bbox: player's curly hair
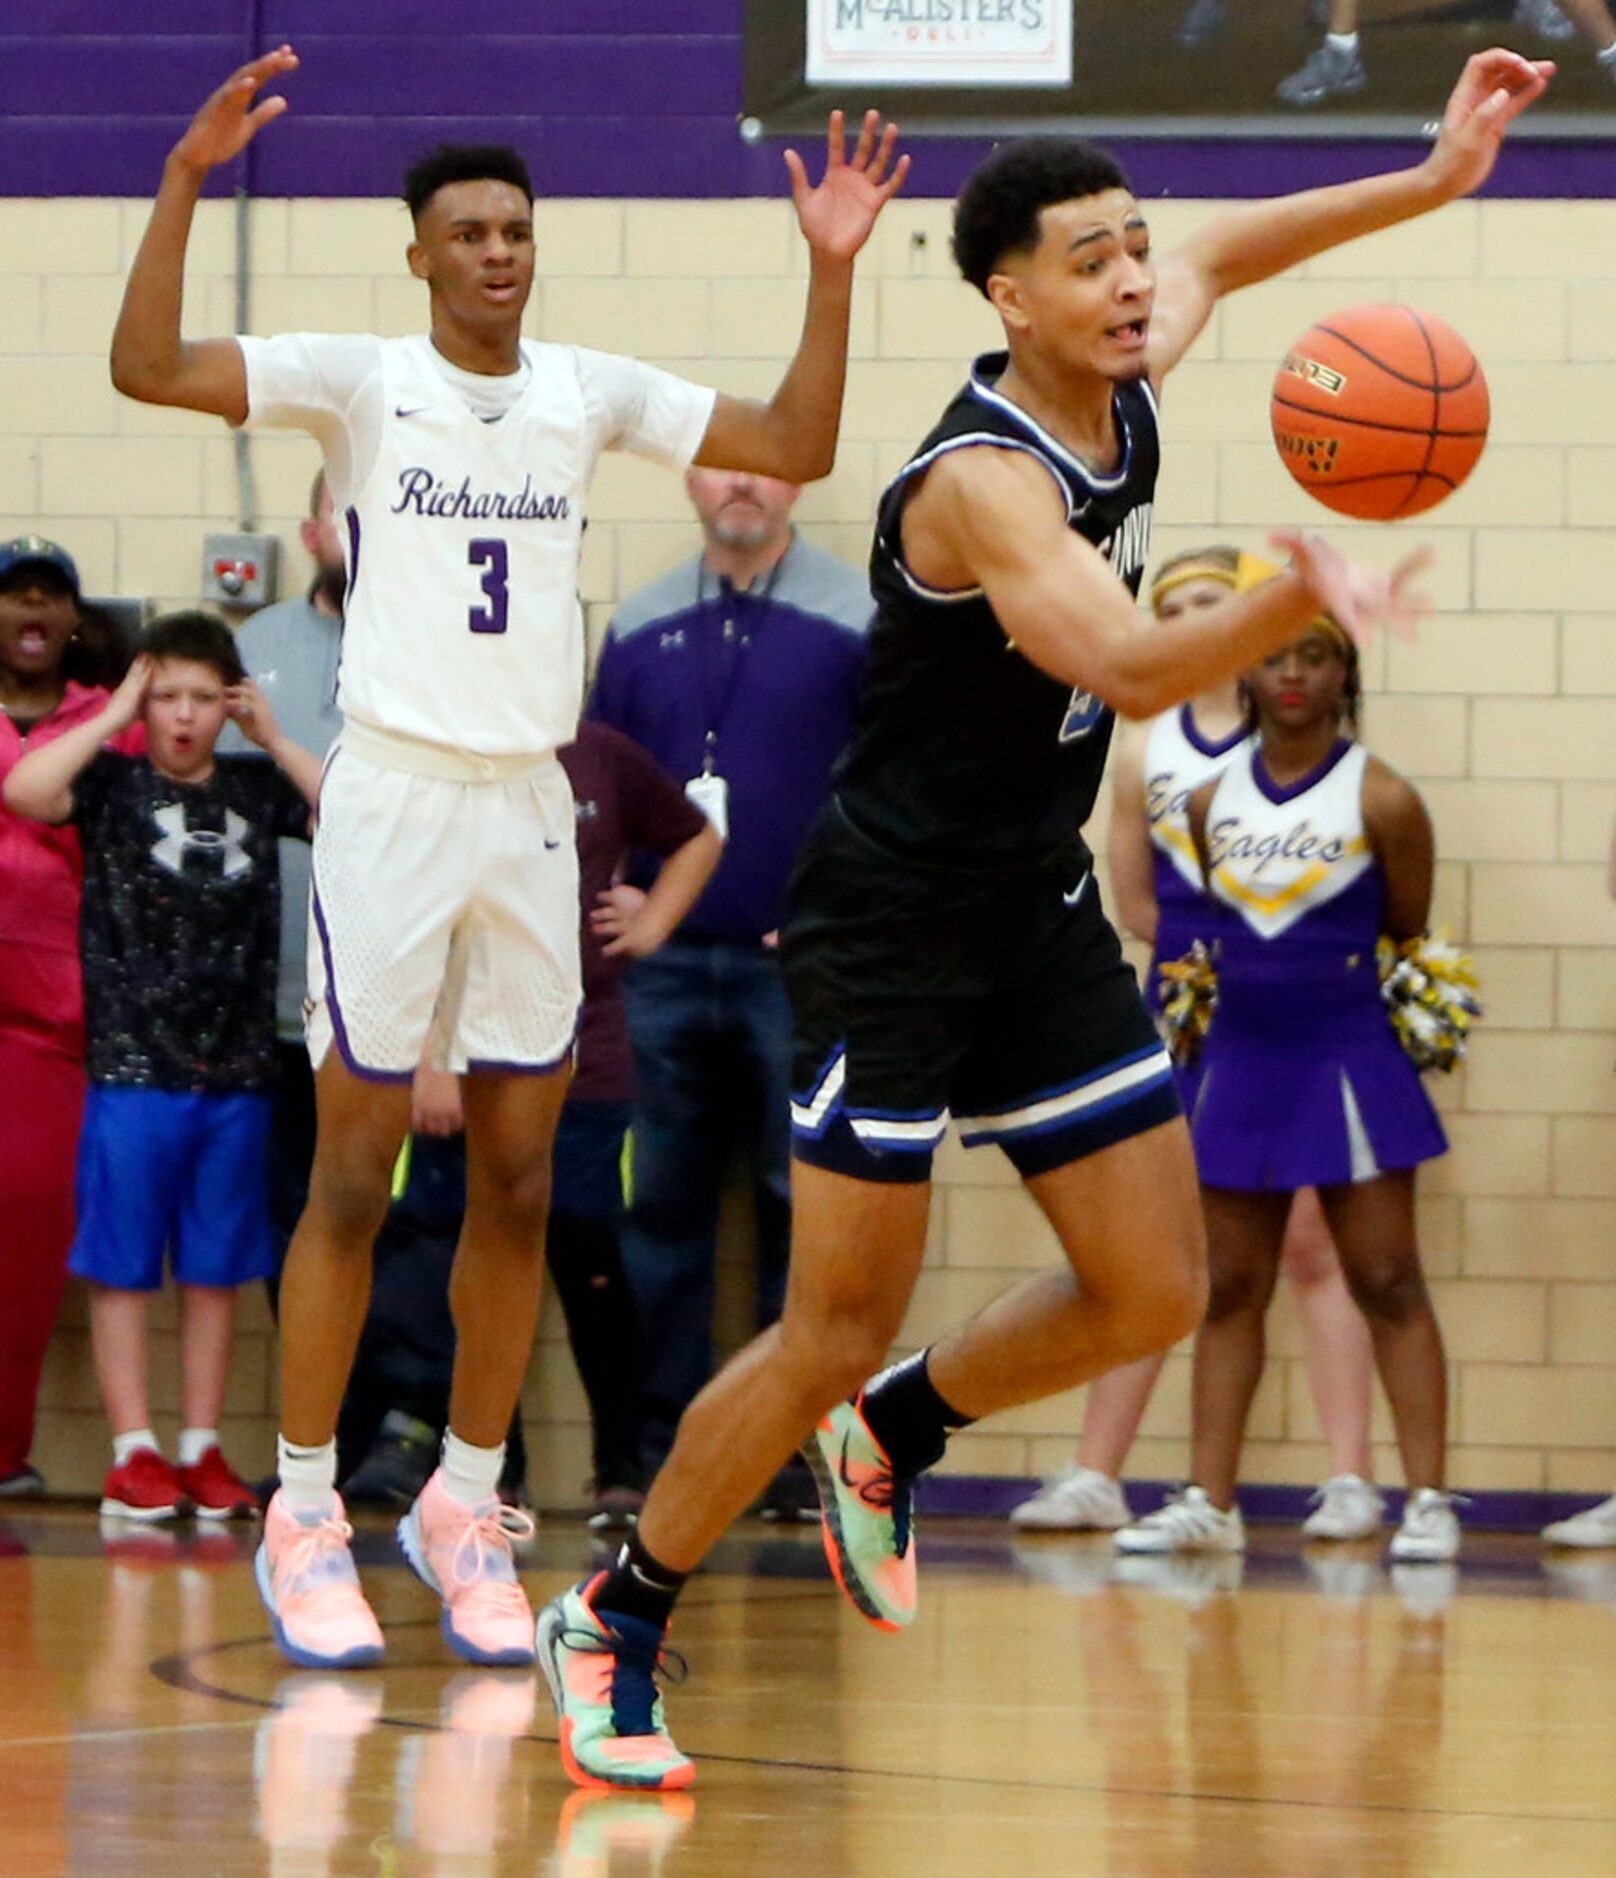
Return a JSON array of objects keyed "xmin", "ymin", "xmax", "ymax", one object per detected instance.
[
  {"xmin": 952, "ymin": 138, "xmax": 1133, "ymax": 298},
  {"xmin": 403, "ymin": 145, "xmax": 534, "ymax": 224},
  {"xmin": 140, "ymin": 610, "xmax": 246, "ymax": 687}
]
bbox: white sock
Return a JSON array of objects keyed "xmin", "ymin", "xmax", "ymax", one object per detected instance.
[
  {"xmin": 1327, "ymin": 31, "xmax": 1359, "ymax": 52},
  {"xmin": 112, "ymin": 1428, "xmax": 160, "ymax": 1468},
  {"xmin": 276, "ymin": 1435, "xmax": 338, "ymax": 1517},
  {"xmin": 1598, "ymin": 39, "xmax": 1616, "ymax": 62},
  {"xmin": 440, "ymin": 1429, "xmax": 505, "ymax": 1507},
  {"xmin": 177, "ymin": 1427, "xmax": 218, "ymax": 1468}
]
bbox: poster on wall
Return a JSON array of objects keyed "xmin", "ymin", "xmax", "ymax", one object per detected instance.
[
  {"xmin": 748, "ymin": 2, "xmax": 1611, "ymax": 138},
  {"xmin": 804, "ymin": 2, "xmax": 1072, "ymax": 87}
]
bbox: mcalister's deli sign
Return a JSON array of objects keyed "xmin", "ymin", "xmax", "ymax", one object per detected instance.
[{"xmin": 804, "ymin": 0, "xmax": 1073, "ymax": 85}]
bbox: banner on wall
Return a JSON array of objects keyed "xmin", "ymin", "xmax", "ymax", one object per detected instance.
[
  {"xmin": 804, "ymin": 2, "xmax": 1073, "ymax": 88},
  {"xmin": 748, "ymin": 1, "xmax": 1609, "ymax": 140}
]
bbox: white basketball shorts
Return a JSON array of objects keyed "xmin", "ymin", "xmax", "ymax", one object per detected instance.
[{"xmin": 305, "ymin": 730, "xmax": 581, "ymax": 1080}]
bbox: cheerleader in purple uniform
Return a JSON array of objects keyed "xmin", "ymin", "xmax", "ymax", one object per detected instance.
[
  {"xmin": 1012, "ymin": 551, "xmax": 1378, "ymax": 1542},
  {"xmin": 1115, "ymin": 618, "xmax": 1460, "ymax": 1563}
]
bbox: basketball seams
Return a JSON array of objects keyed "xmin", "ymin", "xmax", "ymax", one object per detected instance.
[
  {"xmin": 1313, "ymin": 319, "xmax": 1476, "ymax": 396},
  {"xmin": 1271, "ymin": 302, "xmax": 1487, "ymax": 520},
  {"xmin": 1325, "ymin": 469, "xmax": 1457, "ymax": 492},
  {"xmin": 1395, "ymin": 308, "xmax": 1444, "ymax": 522},
  {"xmin": 1269, "ymin": 394, "xmax": 1485, "ymax": 440}
]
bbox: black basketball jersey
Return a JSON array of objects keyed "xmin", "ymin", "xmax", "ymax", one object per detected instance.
[{"xmin": 833, "ymin": 350, "xmax": 1159, "ymax": 867}]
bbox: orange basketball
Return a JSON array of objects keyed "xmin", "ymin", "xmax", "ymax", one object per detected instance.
[{"xmin": 1270, "ymin": 303, "xmax": 1489, "ymax": 521}]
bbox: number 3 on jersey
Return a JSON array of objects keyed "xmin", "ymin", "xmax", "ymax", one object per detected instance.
[{"xmin": 468, "ymin": 539, "xmax": 509, "ymax": 635}]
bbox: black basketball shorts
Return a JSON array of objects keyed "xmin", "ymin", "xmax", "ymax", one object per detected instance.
[{"xmin": 781, "ymin": 805, "xmax": 1181, "ymax": 1186}]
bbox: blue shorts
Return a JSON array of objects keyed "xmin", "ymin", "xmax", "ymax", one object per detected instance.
[{"xmin": 69, "ymin": 1085, "xmax": 277, "ymax": 1291}]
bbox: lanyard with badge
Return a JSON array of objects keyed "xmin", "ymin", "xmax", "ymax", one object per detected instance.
[{"xmin": 686, "ymin": 557, "xmax": 784, "ymax": 839}]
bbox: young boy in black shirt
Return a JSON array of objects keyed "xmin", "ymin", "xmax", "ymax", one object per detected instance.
[{"xmin": 4, "ymin": 611, "xmax": 322, "ymax": 1520}]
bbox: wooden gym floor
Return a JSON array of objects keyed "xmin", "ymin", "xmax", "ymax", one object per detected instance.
[{"xmin": 3, "ymin": 1507, "xmax": 1616, "ymax": 1875}]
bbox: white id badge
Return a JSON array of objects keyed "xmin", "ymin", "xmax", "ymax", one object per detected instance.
[{"xmin": 685, "ymin": 772, "xmax": 730, "ymax": 838}]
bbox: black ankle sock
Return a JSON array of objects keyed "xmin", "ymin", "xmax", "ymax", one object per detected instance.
[
  {"xmin": 593, "ymin": 1528, "xmax": 687, "ymax": 1631},
  {"xmin": 858, "ymin": 1350, "xmax": 975, "ymax": 1479}
]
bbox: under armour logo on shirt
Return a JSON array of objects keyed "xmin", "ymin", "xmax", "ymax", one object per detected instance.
[{"xmin": 150, "ymin": 803, "xmax": 252, "ymax": 879}]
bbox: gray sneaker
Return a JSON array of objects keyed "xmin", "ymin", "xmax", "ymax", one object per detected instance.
[
  {"xmin": 1388, "ymin": 1487, "xmax": 1463, "ymax": 1564},
  {"xmin": 1543, "ymin": 1491, "xmax": 1616, "ymax": 1549},
  {"xmin": 1513, "ymin": 0, "xmax": 1577, "ymax": 41},
  {"xmin": 1114, "ymin": 1486, "xmax": 1246, "ymax": 1555},
  {"xmin": 1176, "ymin": 0, "xmax": 1226, "ymax": 47},
  {"xmin": 1009, "ymin": 1464, "xmax": 1131, "ymax": 1532},
  {"xmin": 1277, "ymin": 39, "xmax": 1367, "ymax": 107},
  {"xmin": 1300, "ymin": 1473, "xmax": 1386, "ymax": 1542}
]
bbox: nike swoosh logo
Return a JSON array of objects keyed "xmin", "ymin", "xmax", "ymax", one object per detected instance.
[
  {"xmin": 1062, "ymin": 874, "xmax": 1090, "ymax": 907},
  {"xmin": 394, "ymin": 404, "xmax": 430, "ymax": 418},
  {"xmin": 837, "ymin": 1432, "xmax": 858, "ymax": 1491},
  {"xmin": 544, "ymin": 837, "xmax": 562, "ymax": 850}
]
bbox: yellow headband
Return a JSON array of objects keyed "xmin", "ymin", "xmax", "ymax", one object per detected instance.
[
  {"xmin": 1234, "ymin": 550, "xmax": 1349, "ymax": 648},
  {"xmin": 1148, "ymin": 557, "xmax": 1238, "ymax": 610}
]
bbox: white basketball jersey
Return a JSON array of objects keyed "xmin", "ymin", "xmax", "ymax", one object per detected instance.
[
  {"xmin": 339, "ymin": 337, "xmax": 595, "ymax": 755},
  {"xmin": 1142, "ymin": 706, "xmax": 1252, "ymax": 893},
  {"xmin": 1204, "ymin": 741, "xmax": 1374, "ymax": 940}
]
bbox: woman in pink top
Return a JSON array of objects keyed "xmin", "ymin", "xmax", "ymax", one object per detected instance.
[{"xmin": 0, "ymin": 537, "xmax": 133, "ymax": 1495}]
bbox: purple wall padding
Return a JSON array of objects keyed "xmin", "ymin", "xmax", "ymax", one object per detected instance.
[{"xmin": 5, "ymin": 2, "xmax": 1614, "ymax": 199}]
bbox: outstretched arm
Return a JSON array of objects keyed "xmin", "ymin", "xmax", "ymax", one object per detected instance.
[
  {"xmin": 110, "ymin": 46, "xmax": 300, "ymax": 418},
  {"xmin": 694, "ymin": 110, "xmax": 909, "ymax": 483},
  {"xmin": 905, "ymin": 449, "xmax": 1429, "ymax": 720},
  {"xmin": 1146, "ymin": 48, "xmax": 1552, "ymax": 380}
]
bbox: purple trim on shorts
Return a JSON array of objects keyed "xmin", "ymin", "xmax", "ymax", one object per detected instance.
[
  {"xmin": 308, "ymin": 852, "xmax": 414, "ymax": 1087},
  {"xmin": 465, "ymin": 1023, "xmax": 579, "ymax": 1078},
  {"xmin": 345, "ymin": 505, "xmax": 362, "ymax": 601},
  {"xmin": 1179, "ymin": 705, "xmax": 1247, "ymax": 763},
  {"xmin": 1252, "ymin": 736, "xmax": 1354, "ymax": 806}
]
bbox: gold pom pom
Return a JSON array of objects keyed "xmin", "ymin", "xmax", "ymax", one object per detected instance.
[
  {"xmin": 1156, "ymin": 941, "xmax": 1219, "ymax": 1067},
  {"xmin": 1378, "ymin": 931, "xmax": 1483, "ymax": 1074}
]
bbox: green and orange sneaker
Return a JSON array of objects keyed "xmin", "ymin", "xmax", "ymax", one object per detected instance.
[
  {"xmin": 803, "ymin": 1397, "xmax": 917, "ymax": 1631},
  {"xmin": 535, "ymin": 1574, "xmax": 695, "ymax": 1792}
]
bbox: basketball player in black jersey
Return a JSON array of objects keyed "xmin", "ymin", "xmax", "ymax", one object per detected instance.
[{"xmin": 537, "ymin": 46, "xmax": 1549, "ymax": 1791}]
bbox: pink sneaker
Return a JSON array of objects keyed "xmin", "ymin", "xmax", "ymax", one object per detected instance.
[
  {"xmin": 397, "ymin": 1468, "xmax": 536, "ymax": 1666},
  {"xmin": 255, "ymin": 1491, "xmax": 386, "ymax": 1671}
]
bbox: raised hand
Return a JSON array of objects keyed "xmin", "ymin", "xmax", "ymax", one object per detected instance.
[
  {"xmin": 785, "ymin": 109, "xmax": 910, "ymax": 263},
  {"xmin": 1424, "ymin": 48, "xmax": 1553, "ymax": 200},
  {"xmin": 1271, "ymin": 531, "xmax": 1433, "ymax": 648},
  {"xmin": 225, "ymin": 678, "xmax": 279, "ymax": 750},
  {"xmin": 102, "ymin": 652, "xmax": 154, "ymax": 732},
  {"xmin": 171, "ymin": 45, "xmax": 300, "ymax": 176}
]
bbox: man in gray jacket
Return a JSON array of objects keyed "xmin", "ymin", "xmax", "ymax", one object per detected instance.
[{"xmin": 225, "ymin": 469, "xmax": 345, "ymax": 1267}]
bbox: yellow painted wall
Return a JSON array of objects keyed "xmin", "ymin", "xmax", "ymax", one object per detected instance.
[{"xmin": 7, "ymin": 192, "xmax": 1614, "ymax": 1502}]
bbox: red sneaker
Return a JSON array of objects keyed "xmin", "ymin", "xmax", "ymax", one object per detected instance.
[
  {"xmin": 178, "ymin": 1446, "xmax": 259, "ymax": 1520},
  {"xmin": 100, "ymin": 1448, "xmax": 182, "ymax": 1521}
]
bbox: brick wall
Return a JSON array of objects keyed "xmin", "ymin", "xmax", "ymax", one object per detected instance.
[{"xmin": 8, "ymin": 189, "xmax": 1615, "ymax": 1502}]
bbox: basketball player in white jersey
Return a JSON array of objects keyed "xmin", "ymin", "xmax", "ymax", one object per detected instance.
[{"xmin": 109, "ymin": 45, "xmax": 909, "ymax": 1671}]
